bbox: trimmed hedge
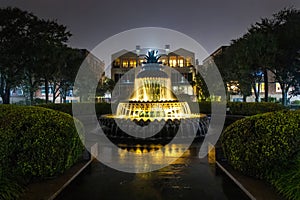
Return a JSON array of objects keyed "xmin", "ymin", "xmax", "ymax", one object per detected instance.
[
  {"xmin": 38, "ymin": 102, "xmax": 285, "ymax": 117},
  {"xmin": 37, "ymin": 103, "xmax": 73, "ymax": 115},
  {"xmin": 37, "ymin": 102, "xmax": 112, "ymax": 116},
  {"xmin": 221, "ymin": 110, "xmax": 300, "ymax": 199},
  {"xmin": 227, "ymin": 102, "xmax": 285, "ymax": 115},
  {"xmin": 197, "ymin": 101, "xmax": 285, "ymax": 115},
  {"xmin": 0, "ymin": 105, "xmax": 84, "ymax": 198},
  {"xmin": 197, "ymin": 101, "xmax": 212, "ymax": 114}
]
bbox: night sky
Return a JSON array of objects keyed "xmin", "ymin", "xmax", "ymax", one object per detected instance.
[{"xmin": 1, "ymin": 0, "xmax": 300, "ymax": 54}]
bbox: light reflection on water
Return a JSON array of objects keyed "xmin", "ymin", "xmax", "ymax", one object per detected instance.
[
  {"xmin": 117, "ymin": 144, "xmax": 191, "ymax": 166},
  {"xmin": 96, "ymin": 142, "xmax": 197, "ymax": 173},
  {"xmin": 57, "ymin": 143, "xmax": 250, "ymax": 200}
]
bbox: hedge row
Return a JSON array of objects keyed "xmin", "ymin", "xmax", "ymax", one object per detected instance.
[
  {"xmin": 227, "ymin": 102, "xmax": 286, "ymax": 115},
  {"xmin": 221, "ymin": 110, "xmax": 300, "ymax": 199},
  {"xmin": 37, "ymin": 102, "xmax": 285, "ymax": 117},
  {"xmin": 197, "ymin": 101, "xmax": 285, "ymax": 115},
  {"xmin": 37, "ymin": 102, "xmax": 112, "ymax": 116},
  {"xmin": 0, "ymin": 105, "xmax": 84, "ymax": 199}
]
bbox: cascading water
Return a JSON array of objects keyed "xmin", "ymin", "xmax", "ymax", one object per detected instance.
[{"xmin": 100, "ymin": 50, "xmax": 208, "ymax": 143}]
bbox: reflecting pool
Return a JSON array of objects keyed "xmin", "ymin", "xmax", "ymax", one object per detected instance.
[{"xmin": 57, "ymin": 143, "xmax": 249, "ymax": 200}]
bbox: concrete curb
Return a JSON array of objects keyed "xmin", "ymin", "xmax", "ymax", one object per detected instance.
[
  {"xmin": 47, "ymin": 158, "xmax": 93, "ymax": 200},
  {"xmin": 48, "ymin": 143, "xmax": 98, "ymax": 200},
  {"xmin": 216, "ymin": 161, "xmax": 256, "ymax": 200}
]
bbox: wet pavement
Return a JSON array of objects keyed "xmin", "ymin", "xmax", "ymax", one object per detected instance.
[{"xmin": 56, "ymin": 143, "xmax": 250, "ymax": 200}]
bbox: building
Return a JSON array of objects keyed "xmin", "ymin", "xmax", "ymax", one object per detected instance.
[{"xmin": 111, "ymin": 46, "xmax": 197, "ymax": 101}]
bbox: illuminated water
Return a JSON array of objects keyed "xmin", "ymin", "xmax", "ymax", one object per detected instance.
[
  {"xmin": 56, "ymin": 143, "xmax": 249, "ymax": 200},
  {"xmin": 107, "ymin": 63, "xmax": 202, "ymax": 121}
]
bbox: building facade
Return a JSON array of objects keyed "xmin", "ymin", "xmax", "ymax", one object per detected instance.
[{"xmin": 111, "ymin": 46, "xmax": 197, "ymax": 101}]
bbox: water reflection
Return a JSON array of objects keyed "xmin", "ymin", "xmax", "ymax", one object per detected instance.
[
  {"xmin": 117, "ymin": 143, "xmax": 191, "ymax": 163},
  {"xmin": 57, "ymin": 143, "xmax": 250, "ymax": 200},
  {"xmin": 96, "ymin": 142, "xmax": 198, "ymax": 173}
]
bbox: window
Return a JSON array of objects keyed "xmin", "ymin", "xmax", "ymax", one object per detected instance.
[
  {"xmin": 169, "ymin": 56, "xmax": 177, "ymax": 67},
  {"xmin": 159, "ymin": 56, "xmax": 168, "ymax": 65},
  {"xmin": 260, "ymin": 83, "xmax": 265, "ymax": 93},
  {"xmin": 186, "ymin": 57, "xmax": 192, "ymax": 66},
  {"xmin": 129, "ymin": 60, "xmax": 136, "ymax": 67},
  {"xmin": 252, "ymin": 83, "xmax": 265, "ymax": 93},
  {"xmin": 11, "ymin": 88, "xmax": 24, "ymax": 96},
  {"xmin": 139, "ymin": 59, "xmax": 145, "ymax": 66},
  {"xmin": 41, "ymin": 86, "xmax": 53, "ymax": 95},
  {"xmin": 276, "ymin": 83, "xmax": 282, "ymax": 92},
  {"xmin": 66, "ymin": 89, "xmax": 73, "ymax": 97},
  {"xmin": 114, "ymin": 58, "xmax": 120, "ymax": 67},
  {"xmin": 178, "ymin": 57, "xmax": 184, "ymax": 67},
  {"xmin": 122, "ymin": 60, "xmax": 128, "ymax": 68}
]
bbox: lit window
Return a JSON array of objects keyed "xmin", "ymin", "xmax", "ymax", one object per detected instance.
[
  {"xmin": 41, "ymin": 86, "xmax": 53, "ymax": 95},
  {"xmin": 114, "ymin": 58, "xmax": 120, "ymax": 67},
  {"xmin": 254, "ymin": 83, "xmax": 265, "ymax": 92},
  {"xmin": 139, "ymin": 59, "xmax": 145, "ymax": 65},
  {"xmin": 179, "ymin": 58, "xmax": 184, "ymax": 67},
  {"xmin": 129, "ymin": 60, "xmax": 136, "ymax": 67},
  {"xmin": 159, "ymin": 56, "xmax": 168, "ymax": 65},
  {"xmin": 276, "ymin": 83, "xmax": 282, "ymax": 92},
  {"xmin": 261, "ymin": 83, "xmax": 265, "ymax": 92},
  {"xmin": 186, "ymin": 57, "xmax": 192, "ymax": 66},
  {"xmin": 172, "ymin": 59, "xmax": 177, "ymax": 67},
  {"xmin": 122, "ymin": 60, "xmax": 128, "ymax": 67},
  {"xmin": 169, "ymin": 56, "xmax": 177, "ymax": 67}
]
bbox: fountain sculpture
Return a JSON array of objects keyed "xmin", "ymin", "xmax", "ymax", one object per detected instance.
[{"xmin": 100, "ymin": 50, "xmax": 208, "ymax": 144}]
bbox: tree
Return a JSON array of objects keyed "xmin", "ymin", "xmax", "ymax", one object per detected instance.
[
  {"xmin": 247, "ymin": 18, "xmax": 278, "ymax": 102},
  {"xmin": 266, "ymin": 8, "xmax": 300, "ymax": 105},
  {"xmin": 0, "ymin": 7, "xmax": 36, "ymax": 104},
  {"xmin": 96, "ymin": 77, "xmax": 115, "ymax": 98},
  {"xmin": 0, "ymin": 7, "xmax": 72, "ymax": 104},
  {"xmin": 32, "ymin": 19, "xmax": 71, "ymax": 103},
  {"xmin": 193, "ymin": 73, "xmax": 209, "ymax": 101},
  {"xmin": 217, "ymin": 8, "xmax": 300, "ymax": 105},
  {"xmin": 245, "ymin": 8, "xmax": 300, "ymax": 105},
  {"xmin": 214, "ymin": 42, "xmax": 254, "ymax": 102},
  {"xmin": 53, "ymin": 47, "xmax": 85, "ymax": 103}
]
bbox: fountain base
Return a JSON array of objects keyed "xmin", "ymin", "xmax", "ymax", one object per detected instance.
[{"xmin": 99, "ymin": 116, "xmax": 209, "ymax": 145}]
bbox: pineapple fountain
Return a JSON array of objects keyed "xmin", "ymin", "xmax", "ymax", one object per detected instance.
[{"xmin": 100, "ymin": 50, "xmax": 208, "ymax": 144}]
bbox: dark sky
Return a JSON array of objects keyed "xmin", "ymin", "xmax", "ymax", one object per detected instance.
[{"xmin": 1, "ymin": 0, "xmax": 300, "ymax": 53}]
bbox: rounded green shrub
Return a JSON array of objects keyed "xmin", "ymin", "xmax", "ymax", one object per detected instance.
[
  {"xmin": 221, "ymin": 110, "xmax": 300, "ymax": 179},
  {"xmin": 0, "ymin": 105, "xmax": 84, "ymax": 181}
]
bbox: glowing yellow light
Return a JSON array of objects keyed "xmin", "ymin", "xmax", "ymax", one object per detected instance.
[{"xmin": 108, "ymin": 62, "xmax": 202, "ymax": 121}]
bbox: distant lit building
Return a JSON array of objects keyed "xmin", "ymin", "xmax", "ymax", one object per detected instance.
[{"xmin": 111, "ymin": 46, "xmax": 197, "ymax": 100}]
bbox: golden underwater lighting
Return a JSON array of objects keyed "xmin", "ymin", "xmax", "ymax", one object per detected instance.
[{"xmin": 106, "ymin": 50, "xmax": 201, "ymax": 121}]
